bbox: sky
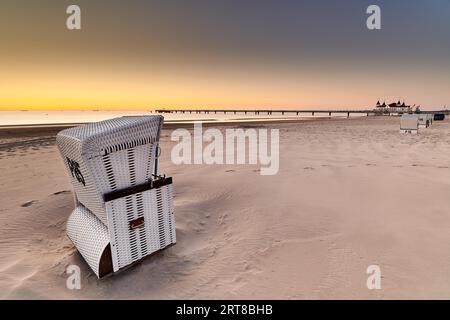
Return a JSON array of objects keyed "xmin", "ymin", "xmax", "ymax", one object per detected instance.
[{"xmin": 0, "ymin": 0, "xmax": 449, "ymax": 111}]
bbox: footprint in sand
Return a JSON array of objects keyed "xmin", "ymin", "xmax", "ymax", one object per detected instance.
[
  {"xmin": 304, "ymin": 167, "xmax": 315, "ymax": 170},
  {"xmin": 53, "ymin": 190, "xmax": 71, "ymax": 196},
  {"xmin": 21, "ymin": 200, "xmax": 37, "ymax": 208},
  {"xmin": 225, "ymin": 170, "xmax": 235, "ymax": 173}
]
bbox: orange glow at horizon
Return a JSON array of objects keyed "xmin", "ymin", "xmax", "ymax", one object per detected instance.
[{"xmin": 2, "ymin": 60, "xmax": 449, "ymax": 111}]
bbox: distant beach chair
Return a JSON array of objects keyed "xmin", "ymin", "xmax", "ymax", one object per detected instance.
[
  {"xmin": 56, "ymin": 116, "xmax": 175, "ymax": 278},
  {"xmin": 417, "ymin": 114, "xmax": 430, "ymax": 129},
  {"xmin": 434, "ymin": 113, "xmax": 446, "ymax": 121},
  {"xmin": 400, "ymin": 114, "xmax": 419, "ymax": 134}
]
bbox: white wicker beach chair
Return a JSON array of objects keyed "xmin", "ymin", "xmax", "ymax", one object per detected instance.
[
  {"xmin": 400, "ymin": 114, "xmax": 419, "ymax": 134},
  {"xmin": 418, "ymin": 114, "xmax": 430, "ymax": 129},
  {"xmin": 56, "ymin": 116, "xmax": 176, "ymax": 278}
]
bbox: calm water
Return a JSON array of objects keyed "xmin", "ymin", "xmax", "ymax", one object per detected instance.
[{"xmin": 0, "ymin": 111, "xmax": 364, "ymax": 126}]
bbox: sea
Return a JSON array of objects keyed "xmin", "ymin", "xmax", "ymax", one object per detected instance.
[{"xmin": 0, "ymin": 110, "xmax": 366, "ymax": 126}]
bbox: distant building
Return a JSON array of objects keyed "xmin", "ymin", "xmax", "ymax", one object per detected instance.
[
  {"xmin": 374, "ymin": 100, "xmax": 412, "ymax": 114},
  {"xmin": 374, "ymin": 100, "xmax": 387, "ymax": 114}
]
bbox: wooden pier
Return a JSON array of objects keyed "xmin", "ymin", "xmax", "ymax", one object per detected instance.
[
  {"xmin": 156, "ymin": 109, "xmax": 376, "ymax": 117},
  {"xmin": 155, "ymin": 108, "xmax": 447, "ymax": 117}
]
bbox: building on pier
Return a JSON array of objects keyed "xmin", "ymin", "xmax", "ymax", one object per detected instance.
[{"xmin": 374, "ymin": 100, "xmax": 412, "ymax": 115}]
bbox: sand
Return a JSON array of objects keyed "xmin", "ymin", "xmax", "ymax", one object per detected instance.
[{"xmin": 1, "ymin": 117, "xmax": 450, "ymax": 299}]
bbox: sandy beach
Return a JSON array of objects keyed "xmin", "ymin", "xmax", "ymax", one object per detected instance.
[{"xmin": 1, "ymin": 116, "xmax": 450, "ymax": 299}]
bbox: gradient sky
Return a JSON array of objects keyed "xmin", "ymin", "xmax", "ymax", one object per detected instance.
[{"xmin": 1, "ymin": 0, "xmax": 449, "ymax": 110}]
